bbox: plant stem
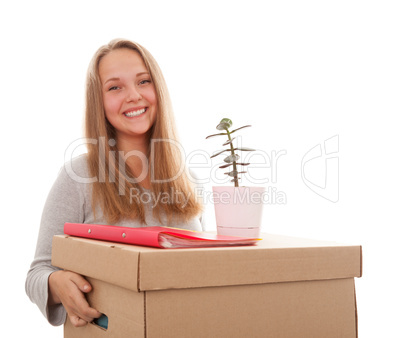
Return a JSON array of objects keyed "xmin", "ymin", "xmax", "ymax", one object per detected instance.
[{"xmin": 226, "ymin": 129, "xmax": 239, "ymax": 187}]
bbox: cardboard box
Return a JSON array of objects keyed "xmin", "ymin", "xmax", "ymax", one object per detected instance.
[{"xmin": 51, "ymin": 233, "xmax": 362, "ymax": 338}]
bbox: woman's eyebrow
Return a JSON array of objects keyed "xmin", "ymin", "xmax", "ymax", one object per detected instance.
[
  {"xmin": 104, "ymin": 77, "xmax": 120, "ymax": 85},
  {"xmin": 136, "ymin": 72, "xmax": 150, "ymax": 77},
  {"xmin": 104, "ymin": 72, "xmax": 150, "ymax": 85}
]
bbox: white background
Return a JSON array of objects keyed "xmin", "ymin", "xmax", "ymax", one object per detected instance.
[{"xmin": 1, "ymin": 0, "xmax": 401, "ymax": 336}]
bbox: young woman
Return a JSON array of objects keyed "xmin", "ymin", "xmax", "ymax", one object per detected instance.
[{"xmin": 26, "ymin": 39, "xmax": 204, "ymax": 327}]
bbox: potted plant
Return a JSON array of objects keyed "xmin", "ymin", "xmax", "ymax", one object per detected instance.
[{"xmin": 206, "ymin": 118, "xmax": 265, "ymax": 237}]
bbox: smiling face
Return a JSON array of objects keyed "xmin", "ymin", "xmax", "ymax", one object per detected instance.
[{"xmin": 99, "ymin": 48, "xmax": 157, "ymax": 147}]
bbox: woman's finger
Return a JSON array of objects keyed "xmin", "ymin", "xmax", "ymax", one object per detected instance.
[{"xmin": 69, "ymin": 314, "xmax": 89, "ymax": 328}]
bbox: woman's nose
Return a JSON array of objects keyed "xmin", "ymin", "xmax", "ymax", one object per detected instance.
[{"xmin": 126, "ymin": 86, "xmax": 142, "ymax": 102}]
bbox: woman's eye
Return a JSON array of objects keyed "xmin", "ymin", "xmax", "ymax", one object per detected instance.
[
  {"xmin": 139, "ymin": 79, "xmax": 151, "ymax": 85},
  {"xmin": 108, "ymin": 86, "xmax": 119, "ymax": 91}
]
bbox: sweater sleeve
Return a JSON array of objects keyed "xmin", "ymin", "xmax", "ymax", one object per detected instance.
[{"xmin": 25, "ymin": 163, "xmax": 86, "ymax": 326}]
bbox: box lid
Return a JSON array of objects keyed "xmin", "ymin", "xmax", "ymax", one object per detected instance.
[{"xmin": 51, "ymin": 233, "xmax": 362, "ymax": 292}]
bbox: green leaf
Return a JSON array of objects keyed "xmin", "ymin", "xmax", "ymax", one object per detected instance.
[
  {"xmin": 224, "ymin": 170, "xmax": 247, "ymax": 177},
  {"xmin": 230, "ymin": 125, "xmax": 252, "ymax": 134},
  {"xmin": 224, "ymin": 154, "xmax": 240, "ymax": 163},
  {"xmin": 233, "ymin": 147, "xmax": 255, "ymax": 151},
  {"xmin": 206, "ymin": 132, "xmax": 227, "ymax": 139},
  {"xmin": 210, "ymin": 149, "xmax": 231, "ymax": 158},
  {"xmin": 216, "ymin": 118, "xmax": 233, "ymax": 130},
  {"xmin": 222, "ymin": 136, "xmax": 236, "ymax": 146}
]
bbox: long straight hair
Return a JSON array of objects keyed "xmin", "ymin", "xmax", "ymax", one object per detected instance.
[{"xmin": 85, "ymin": 39, "xmax": 203, "ymax": 224}]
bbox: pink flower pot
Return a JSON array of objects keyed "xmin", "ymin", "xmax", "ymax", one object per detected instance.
[{"xmin": 212, "ymin": 186, "xmax": 265, "ymax": 238}]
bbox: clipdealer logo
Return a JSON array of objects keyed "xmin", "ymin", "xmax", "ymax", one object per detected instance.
[
  {"xmin": 63, "ymin": 135, "xmax": 339, "ymax": 204},
  {"xmin": 301, "ymin": 135, "xmax": 339, "ymax": 203}
]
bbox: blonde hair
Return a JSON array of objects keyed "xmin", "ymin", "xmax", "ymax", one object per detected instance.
[{"xmin": 85, "ymin": 39, "xmax": 203, "ymax": 224}]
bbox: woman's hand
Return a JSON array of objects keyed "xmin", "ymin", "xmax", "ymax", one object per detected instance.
[{"xmin": 48, "ymin": 270, "xmax": 101, "ymax": 327}]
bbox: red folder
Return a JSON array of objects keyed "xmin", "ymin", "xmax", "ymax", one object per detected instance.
[{"xmin": 64, "ymin": 223, "xmax": 260, "ymax": 249}]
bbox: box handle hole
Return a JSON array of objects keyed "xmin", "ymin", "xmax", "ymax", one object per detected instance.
[{"xmin": 92, "ymin": 313, "xmax": 108, "ymax": 330}]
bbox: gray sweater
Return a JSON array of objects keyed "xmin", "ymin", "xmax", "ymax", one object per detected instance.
[{"xmin": 25, "ymin": 154, "xmax": 203, "ymax": 326}]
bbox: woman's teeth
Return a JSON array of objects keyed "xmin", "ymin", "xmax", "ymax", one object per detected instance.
[{"xmin": 124, "ymin": 108, "xmax": 146, "ymax": 117}]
